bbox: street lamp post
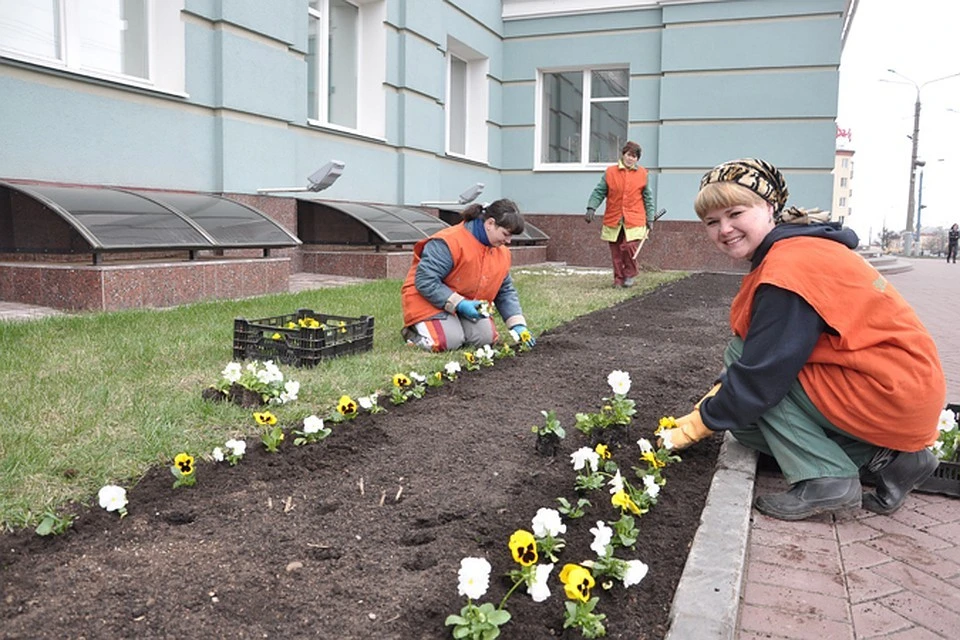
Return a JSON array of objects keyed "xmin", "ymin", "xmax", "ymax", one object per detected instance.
[{"xmin": 886, "ymin": 69, "xmax": 960, "ymax": 254}]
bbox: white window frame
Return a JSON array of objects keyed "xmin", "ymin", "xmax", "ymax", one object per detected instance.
[
  {"xmin": 534, "ymin": 65, "xmax": 630, "ymax": 171},
  {"xmin": 445, "ymin": 37, "xmax": 489, "ymax": 163},
  {"xmin": 0, "ymin": 0, "xmax": 185, "ymax": 96},
  {"xmin": 307, "ymin": 0, "xmax": 385, "ymax": 139}
]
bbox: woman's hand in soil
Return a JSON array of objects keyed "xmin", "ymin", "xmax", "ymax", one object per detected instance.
[
  {"xmin": 657, "ymin": 409, "xmax": 713, "ymax": 451},
  {"xmin": 510, "ymin": 324, "xmax": 536, "ymax": 347}
]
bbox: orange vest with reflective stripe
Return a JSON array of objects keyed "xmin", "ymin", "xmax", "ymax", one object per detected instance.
[
  {"xmin": 729, "ymin": 236, "xmax": 943, "ymax": 451},
  {"xmin": 602, "ymin": 164, "xmax": 648, "ymax": 229},
  {"xmin": 401, "ymin": 223, "xmax": 513, "ymax": 327}
]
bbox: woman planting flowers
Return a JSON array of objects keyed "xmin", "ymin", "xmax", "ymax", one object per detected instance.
[
  {"xmin": 658, "ymin": 158, "xmax": 945, "ymax": 520},
  {"xmin": 400, "ymin": 198, "xmax": 536, "ymax": 352}
]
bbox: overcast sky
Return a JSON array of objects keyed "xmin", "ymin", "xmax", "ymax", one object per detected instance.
[{"xmin": 837, "ymin": 0, "xmax": 960, "ymax": 243}]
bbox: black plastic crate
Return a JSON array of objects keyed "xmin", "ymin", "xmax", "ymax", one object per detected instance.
[
  {"xmin": 916, "ymin": 403, "xmax": 960, "ymax": 497},
  {"xmin": 233, "ymin": 308, "xmax": 374, "ymax": 367}
]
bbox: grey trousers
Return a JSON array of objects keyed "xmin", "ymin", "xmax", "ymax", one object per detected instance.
[
  {"xmin": 723, "ymin": 337, "xmax": 879, "ymax": 484},
  {"xmin": 403, "ymin": 312, "xmax": 496, "ymax": 352}
]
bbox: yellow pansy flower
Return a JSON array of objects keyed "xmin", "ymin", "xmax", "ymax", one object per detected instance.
[{"xmin": 508, "ymin": 529, "xmax": 538, "ymax": 566}]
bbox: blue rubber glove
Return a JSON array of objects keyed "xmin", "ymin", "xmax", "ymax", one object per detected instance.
[
  {"xmin": 510, "ymin": 324, "xmax": 536, "ymax": 347},
  {"xmin": 456, "ymin": 299, "xmax": 483, "ymax": 321}
]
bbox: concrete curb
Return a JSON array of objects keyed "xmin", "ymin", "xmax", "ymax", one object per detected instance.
[{"xmin": 665, "ymin": 432, "xmax": 758, "ymax": 640}]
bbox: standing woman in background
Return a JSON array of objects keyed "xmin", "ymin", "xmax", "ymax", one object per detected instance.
[
  {"xmin": 584, "ymin": 141, "xmax": 655, "ymax": 288},
  {"xmin": 400, "ymin": 198, "xmax": 536, "ymax": 352},
  {"xmin": 947, "ymin": 223, "xmax": 958, "ymax": 263}
]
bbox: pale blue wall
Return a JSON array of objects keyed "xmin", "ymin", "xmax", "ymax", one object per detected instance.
[{"xmin": 0, "ymin": 0, "xmax": 847, "ymax": 220}]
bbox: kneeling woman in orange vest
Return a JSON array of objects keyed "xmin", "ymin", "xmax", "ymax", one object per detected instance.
[
  {"xmin": 400, "ymin": 198, "xmax": 535, "ymax": 352},
  {"xmin": 658, "ymin": 158, "xmax": 945, "ymax": 521}
]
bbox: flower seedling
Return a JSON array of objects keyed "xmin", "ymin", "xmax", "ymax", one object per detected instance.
[
  {"xmin": 559, "ymin": 564, "xmax": 606, "ymax": 639},
  {"xmin": 211, "ymin": 360, "xmax": 300, "ymax": 406},
  {"xmin": 213, "ymin": 439, "xmax": 246, "ymax": 466},
  {"xmin": 98, "ymin": 484, "xmax": 128, "ymax": 517},
  {"xmin": 171, "ymin": 453, "xmax": 197, "ymax": 488},
  {"xmin": 530, "ymin": 507, "xmax": 567, "ymax": 562},
  {"xmin": 532, "ymin": 410, "xmax": 566, "ymax": 439},
  {"xmin": 293, "ymin": 414, "xmax": 331, "ymax": 446},
  {"xmin": 358, "ymin": 393, "xmax": 386, "ymax": 414},
  {"xmin": 255, "ymin": 411, "xmax": 284, "ymax": 452},
  {"xmin": 933, "ymin": 407, "xmax": 959, "ymax": 461},
  {"xmin": 556, "ymin": 496, "xmax": 591, "ymax": 519},
  {"xmin": 35, "ymin": 511, "xmax": 75, "ymax": 536},
  {"xmin": 445, "ymin": 557, "xmax": 512, "ymax": 640}
]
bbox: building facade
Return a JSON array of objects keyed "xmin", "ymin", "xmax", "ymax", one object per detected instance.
[{"xmin": 0, "ymin": 0, "xmax": 856, "ymax": 288}]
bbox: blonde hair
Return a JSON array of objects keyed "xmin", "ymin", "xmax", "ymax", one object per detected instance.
[{"xmin": 694, "ymin": 182, "xmax": 768, "ymax": 219}]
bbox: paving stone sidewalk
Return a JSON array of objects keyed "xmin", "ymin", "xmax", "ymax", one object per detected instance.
[{"xmin": 735, "ymin": 258, "xmax": 960, "ymax": 640}]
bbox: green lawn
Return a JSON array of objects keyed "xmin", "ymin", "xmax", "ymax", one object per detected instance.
[{"xmin": 0, "ymin": 266, "xmax": 685, "ymax": 530}]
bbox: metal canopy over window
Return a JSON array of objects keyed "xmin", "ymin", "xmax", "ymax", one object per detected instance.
[
  {"xmin": 437, "ymin": 207, "xmax": 550, "ymax": 245},
  {"xmin": 0, "ymin": 182, "xmax": 301, "ymax": 261},
  {"xmin": 297, "ymin": 200, "xmax": 449, "ymax": 246}
]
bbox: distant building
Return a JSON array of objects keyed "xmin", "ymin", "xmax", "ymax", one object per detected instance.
[{"xmin": 832, "ymin": 148, "xmax": 855, "ymax": 227}]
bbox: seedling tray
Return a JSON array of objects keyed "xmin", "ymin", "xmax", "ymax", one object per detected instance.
[
  {"xmin": 233, "ymin": 308, "xmax": 374, "ymax": 367},
  {"xmin": 916, "ymin": 403, "xmax": 960, "ymax": 497}
]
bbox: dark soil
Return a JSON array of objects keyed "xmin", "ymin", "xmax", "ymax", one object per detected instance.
[{"xmin": 0, "ymin": 273, "xmax": 741, "ymax": 640}]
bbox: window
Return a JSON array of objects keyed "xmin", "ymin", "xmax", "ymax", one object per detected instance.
[
  {"xmin": 841, "ymin": 158, "xmax": 849, "ymax": 168},
  {"xmin": 307, "ymin": 0, "xmax": 385, "ymax": 138},
  {"xmin": 840, "ymin": 177, "xmax": 847, "ymax": 187},
  {"xmin": 839, "ymin": 197, "xmax": 846, "ymax": 207},
  {"xmin": 445, "ymin": 37, "xmax": 488, "ymax": 162},
  {"xmin": 538, "ymin": 67, "xmax": 629, "ymax": 166},
  {"xmin": 0, "ymin": 0, "xmax": 185, "ymax": 94}
]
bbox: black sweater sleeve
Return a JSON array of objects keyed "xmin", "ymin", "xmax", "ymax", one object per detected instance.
[{"xmin": 699, "ymin": 284, "xmax": 828, "ymax": 431}]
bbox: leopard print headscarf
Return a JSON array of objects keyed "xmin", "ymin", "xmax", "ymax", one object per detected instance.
[
  {"xmin": 699, "ymin": 158, "xmax": 788, "ymax": 213},
  {"xmin": 699, "ymin": 158, "xmax": 831, "ymax": 224}
]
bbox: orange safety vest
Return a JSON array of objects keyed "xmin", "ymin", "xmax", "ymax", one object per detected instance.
[
  {"xmin": 602, "ymin": 164, "xmax": 648, "ymax": 230},
  {"xmin": 729, "ymin": 236, "xmax": 944, "ymax": 451},
  {"xmin": 401, "ymin": 223, "xmax": 513, "ymax": 327}
]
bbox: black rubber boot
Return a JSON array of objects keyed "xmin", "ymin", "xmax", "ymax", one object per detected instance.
[
  {"xmin": 754, "ymin": 477, "xmax": 861, "ymax": 521},
  {"xmin": 861, "ymin": 449, "xmax": 939, "ymax": 515}
]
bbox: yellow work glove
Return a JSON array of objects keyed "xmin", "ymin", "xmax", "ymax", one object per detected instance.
[
  {"xmin": 658, "ymin": 410, "xmax": 713, "ymax": 451},
  {"xmin": 658, "ymin": 383, "xmax": 721, "ymax": 451}
]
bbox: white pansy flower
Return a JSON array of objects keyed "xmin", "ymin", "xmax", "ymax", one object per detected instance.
[
  {"xmin": 589, "ymin": 521, "xmax": 613, "ymax": 556},
  {"xmin": 283, "ymin": 380, "xmax": 300, "ymax": 399},
  {"xmin": 660, "ymin": 431, "xmax": 676, "ymax": 450},
  {"xmin": 457, "ymin": 557, "xmax": 491, "ymax": 600},
  {"xmin": 212, "ymin": 447, "xmax": 224, "ymax": 462},
  {"xmin": 303, "ymin": 415, "xmax": 324, "ymax": 434},
  {"xmin": 527, "ymin": 563, "xmax": 554, "ymax": 602},
  {"xmin": 608, "ymin": 470, "xmax": 624, "ymax": 495},
  {"xmin": 225, "ymin": 439, "xmax": 246, "ymax": 457},
  {"xmin": 937, "ymin": 409, "xmax": 957, "ymax": 431},
  {"xmin": 607, "ymin": 370, "xmax": 631, "ymax": 395},
  {"xmin": 221, "ymin": 362, "xmax": 242, "ymax": 383},
  {"xmin": 622, "ymin": 559, "xmax": 649, "ymax": 587},
  {"xmin": 444, "ymin": 361, "xmax": 461, "ymax": 375},
  {"xmin": 642, "ymin": 474, "xmax": 661, "ymax": 499},
  {"xmin": 637, "ymin": 438, "xmax": 653, "ymax": 454},
  {"xmin": 98, "ymin": 485, "xmax": 127, "ymax": 513},
  {"xmin": 409, "ymin": 371, "xmax": 426, "ymax": 383},
  {"xmin": 571, "ymin": 447, "xmax": 600, "ymax": 473},
  {"xmin": 531, "ymin": 508, "xmax": 566, "ymax": 538},
  {"xmin": 358, "ymin": 396, "xmax": 374, "ymax": 410}
]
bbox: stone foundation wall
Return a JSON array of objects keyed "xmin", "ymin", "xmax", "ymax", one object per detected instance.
[{"xmin": 0, "ymin": 258, "xmax": 291, "ymax": 312}]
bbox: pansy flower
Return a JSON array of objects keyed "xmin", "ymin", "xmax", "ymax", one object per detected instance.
[
  {"xmin": 612, "ymin": 490, "xmax": 642, "ymax": 515},
  {"xmin": 392, "ymin": 373, "xmax": 411, "ymax": 387},
  {"xmin": 559, "ymin": 563, "xmax": 595, "ymax": 602},
  {"xmin": 508, "ymin": 529, "xmax": 538, "ymax": 566},
  {"xmin": 174, "ymin": 453, "xmax": 195, "ymax": 476},
  {"xmin": 254, "ymin": 411, "xmax": 277, "ymax": 426},
  {"xmin": 337, "ymin": 395, "xmax": 358, "ymax": 415}
]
